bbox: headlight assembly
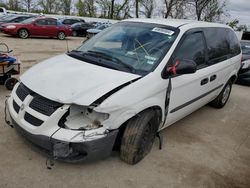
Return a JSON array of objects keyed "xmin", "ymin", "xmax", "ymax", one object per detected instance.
[
  {"xmin": 6, "ymin": 25, "xmax": 16, "ymax": 29},
  {"xmin": 61, "ymin": 105, "xmax": 109, "ymax": 130}
]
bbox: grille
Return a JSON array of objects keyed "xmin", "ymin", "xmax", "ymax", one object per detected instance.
[
  {"xmin": 29, "ymin": 96, "xmax": 63, "ymax": 116},
  {"xmin": 24, "ymin": 112, "xmax": 44, "ymax": 126},
  {"xmin": 13, "ymin": 100, "xmax": 20, "ymax": 113},
  {"xmin": 16, "ymin": 83, "xmax": 31, "ymax": 101}
]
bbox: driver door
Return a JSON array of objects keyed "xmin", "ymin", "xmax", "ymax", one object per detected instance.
[{"xmin": 164, "ymin": 31, "xmax": 215, "ymax": 127}]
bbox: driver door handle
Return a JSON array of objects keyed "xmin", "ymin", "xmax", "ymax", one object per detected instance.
[{"xmin": 200, "ymin": 78, "xmax": 209, "ymax": 85}]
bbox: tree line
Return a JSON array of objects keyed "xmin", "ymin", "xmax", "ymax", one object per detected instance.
[{"xmin": 0, "ymin": 0, "xmax": 230, "ymax": 22}]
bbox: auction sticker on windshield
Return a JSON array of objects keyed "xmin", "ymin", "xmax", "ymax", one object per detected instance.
[{"xmin": 152, "ymin": 28, "xmax": 175, "ymax": 35}]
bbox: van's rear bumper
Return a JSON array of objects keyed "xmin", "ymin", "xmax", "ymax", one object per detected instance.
[{"xmin": 11, "ymin": 116, "xmax": 118, "ymax": 163}]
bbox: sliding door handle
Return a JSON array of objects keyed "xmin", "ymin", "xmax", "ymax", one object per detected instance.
[
  {"xmin": 201, "ymin": 78, "xmax": 209, "ymax": 85},
  {"xmin": 210, "ymin": 75, "xmax": 217, "ymax": 82}
]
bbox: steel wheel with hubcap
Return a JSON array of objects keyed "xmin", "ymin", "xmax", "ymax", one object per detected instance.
[
  {"xmin": 209, "ymin": 80, "xmax": 232, "ymax": 108},
  {"xmin": 18, "ymin": 29, "xmax": 29, "ymax": 39}
]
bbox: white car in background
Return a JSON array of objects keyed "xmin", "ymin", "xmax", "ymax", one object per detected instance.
[
  {"xmin": 0, "ymin": 7, "xmax": 7, "ymax": 16},
  {"xmin": 6, "ymin": 19, "xmax": 241, "ymax": 164},
  {"xmin": 86, "ymin": 24, "xmax": 110, "ymax": 38}
]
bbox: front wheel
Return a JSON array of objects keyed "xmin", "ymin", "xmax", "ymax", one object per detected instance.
[
  {"xmin": 18, "ymin": 29, "xmax": 29, "ymax": 39},
  {"xmin": 58, "ymin": 32, "xmax": 66, "ymax": 40},
  {"xmin": 209, "ymin": 80, "xmax": 232, "ymax": 108},
  {"xmin": 120, "ymin": 109, "xmax": 160, "ymax": 165}
]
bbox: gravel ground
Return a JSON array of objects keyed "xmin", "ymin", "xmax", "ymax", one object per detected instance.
[{"xmin": 0, "ymin": 33, "xmax": 249, "ymax": 188}]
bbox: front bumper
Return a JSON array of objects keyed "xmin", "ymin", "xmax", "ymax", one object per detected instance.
[
  {"xmin": 10, "ymin": 116, "xmax": 118, "ymax": 162},
  {"xmin": 6, "ymin": 83, "xmax": 119, "ymax": 162}
]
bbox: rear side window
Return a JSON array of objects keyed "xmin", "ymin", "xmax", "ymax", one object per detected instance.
[
  {"xmin": 174, "ymin": 32, "xmax": 206, "ymax": 67},
  {"xmin": 228, "ymin": 30, "xmax": 241, "ymax": 56},
  {"xmin": 204, "ymin": 28, "xmax": 240, "ymax": 64},
  {"xmin": 63, "ymin": 19, "xmax": 71, "ymax": 24}
]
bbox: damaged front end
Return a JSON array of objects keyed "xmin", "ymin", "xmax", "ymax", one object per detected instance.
[{"xmin": 6, "ymin": 84, "xmax": 119, "ymax": 162}]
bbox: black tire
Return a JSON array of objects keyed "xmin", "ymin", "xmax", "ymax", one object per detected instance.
[
  {"xmin": 18, "ymin": 29, "xmax": 29, "ymax": 39},
  {"xmin": 58, "ymin": 31, "xmax": 66, "ymax": 40},
  {"xmin": 209, "ymin": 80, "xmax": 232, "ymax": 108},
  {"xmin": 4, "ymin": 77, "xmax": 18, "ymax": 90},
  {"xmin": 120, "ymin": 109, "xmax": 160, "ymax": 165}
]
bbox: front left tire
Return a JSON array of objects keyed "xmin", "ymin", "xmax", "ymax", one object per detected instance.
[{"xmin": 120, "ymin": 109, "xmax": 160, "ymax": 165}]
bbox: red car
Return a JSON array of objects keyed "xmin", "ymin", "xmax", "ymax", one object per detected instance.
[{"xmin": 1, "ymin": 17, "xmax": 72, "ymax": 40}]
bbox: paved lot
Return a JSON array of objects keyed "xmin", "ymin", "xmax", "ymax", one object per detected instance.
[{"xmin": 0, "ymin": 33, "xmax": 249, "ymax": 188}]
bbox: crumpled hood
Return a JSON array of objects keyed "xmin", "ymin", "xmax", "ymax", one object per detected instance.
[{"xmin": 21, "ymin": 54, "xmax": 140, "ymax": 105}]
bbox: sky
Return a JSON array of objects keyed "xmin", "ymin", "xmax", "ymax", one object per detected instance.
[{"xmin": 227, "ymin": 0, "xmax": 250, "ymax": 25}]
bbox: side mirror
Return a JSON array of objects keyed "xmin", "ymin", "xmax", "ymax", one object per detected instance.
[{"xmin": 166, "ymin": 59, "xmax": 197, "ymax": 76}]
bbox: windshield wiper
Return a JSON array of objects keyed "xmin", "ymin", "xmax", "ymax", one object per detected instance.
[{"xmin": 87, "ymin": 50, "xmax": 135, "ymax": 73}]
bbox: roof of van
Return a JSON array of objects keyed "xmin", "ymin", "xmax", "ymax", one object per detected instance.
[{"xmin": 122, "ymin": 18, "xmax": 229, "ymax": 29}]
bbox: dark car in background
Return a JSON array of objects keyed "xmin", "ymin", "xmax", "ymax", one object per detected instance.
[
  {"xmin": 0, "ymin": 15, "xmax": 35, "ymax": 25},
  {"xmin": 60, "ymin": 18, "xmax": 85, "ymax": 25},
  {"xmin": 71, "ymin": 22, "xmax": 94, "ymax": 37},
  {"xmin": 1, "ymin": 17, "xmax": 72, "ymax": 40},
  {"xmin": 236, "ymin": 40, "xmax": 250, "ymax": 86}
]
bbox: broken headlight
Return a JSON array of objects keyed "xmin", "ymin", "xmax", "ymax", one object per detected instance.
[{"xmin": 60, "ymin": 105, "xmax": 109, "ymax": 130}]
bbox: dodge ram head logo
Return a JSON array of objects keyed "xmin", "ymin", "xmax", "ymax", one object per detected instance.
[{"xmin": 20, "ymin": 104, "xmax": 25, "ymax": 111}]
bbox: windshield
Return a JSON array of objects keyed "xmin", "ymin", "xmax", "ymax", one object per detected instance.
[
  {"xmin": 21, "ymin": 17, "xmax": 35, "ymax": 24},
  {"xmin": 4, "ymin": 16, "xmax": 18, "ymax": 21},
  {"xmin": 69, "ymin": 22, "xmax": 179, "ymax": 75},
  {"xmin": 96, "ymin": 25, "xmax": 106, "ymax": 30},
  {"xmin": 241, "ymin": 42, "xmax": 250, "ymax": 55}
]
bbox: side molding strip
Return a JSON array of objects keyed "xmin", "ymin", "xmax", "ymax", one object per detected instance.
[{"xmin": 170, "ymin": 84, "xmax": 224, "ymax": 113}]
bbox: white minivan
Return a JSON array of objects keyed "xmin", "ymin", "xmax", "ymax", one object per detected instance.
[{"xmin": 6, "ymin": 19, "xmax": 241, "ymax": 164}]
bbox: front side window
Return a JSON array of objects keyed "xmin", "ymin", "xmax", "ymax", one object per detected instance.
[
  {"xmin": 174, "ymin": 32, "xmax": 206, "ymax": 67},
  {"xmin": 36, "ymin": 19, "xmax": 47, "ymax": 25},
  {"xmin": 69, "ymin": 22, "xmax": 179, "ymax": 75}
]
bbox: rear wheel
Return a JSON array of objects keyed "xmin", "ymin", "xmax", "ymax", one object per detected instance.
[
  {"xmin": 58, "ymin": 32, "xmax": 66, "ymax": 40},
  {"xmin": 120, "ymin": 109, "xmax": 160, "ymax": 165},
  {"xmin": 209, "ymin": 80, "xmax": 232, "ymax": 108},
  {"xmin": 18, "ymin": 29, "xmax": 29, "ymax": 39}
]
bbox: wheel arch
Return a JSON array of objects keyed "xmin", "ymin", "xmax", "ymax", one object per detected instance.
[
  {"xmin": 230, "ymin": 74, "xmax": 237, "ymax": 83},
  {"xmin": 17, "ymin": 28, "xmax": 29, "ymax": 36},
  {"xmin": 113, "ymin": 105, "xmax": 162, "ymax": 150}
]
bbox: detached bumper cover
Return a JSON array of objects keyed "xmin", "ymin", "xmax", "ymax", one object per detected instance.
[{"xmin": 11, "ymin": 118, "xmax": 118, "ymax": 162}]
